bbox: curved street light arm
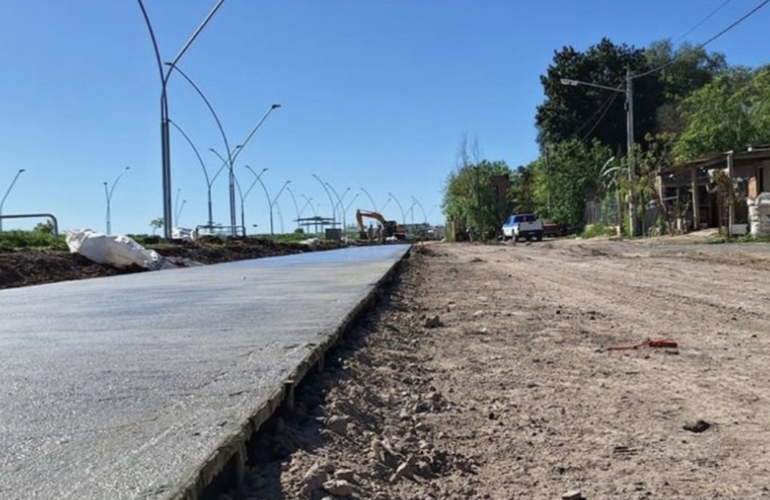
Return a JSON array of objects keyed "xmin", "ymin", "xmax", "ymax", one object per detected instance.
[
  {"xmin": 208, "ymin": 148, "xmax": 236, "ymax": 185},
  {"xmin": 167, "ymin": 0, "xmax": 226, "ymax": 77},
  {"xmin": 360, "ymin": 187, "xmax": 378, "ymax": 212},
  {"xmin": 273, "ymin": 181, "xmax": 291, "ymax": 208},
  {"xmin": 299, "ymin": 195, "xmax": 314, "ymax": 218},
  {"xmin": 247, "ymin": 165, "xmax": 272, "ymax": 212},
  {"xmin": 381, "ymin": 197, "xmax": 392, "ymax": 213},
  {"xmin": 312, "ymin": 174, "xmax": 336, "ymax": 223},
  {"xmin": 168, "ymin": 119, "xmax": 210, "ymax": 187},
  {"xmin": 344, "ymin": 193, "xmax": 360, "ymax": 213},
  {"xmin": 285, "ymin": 186, "xmax": 300, "ymax": 227},
  {"xmin": 388, "ymin": 193, "xmax": 406, "ymax": 225},
  {"xmin": 411, "ymin": 196, "xmax": 428, "ymax": 223},
  {"xmin": 136, "ymin": 0, "xmax": 165, "ymax": 84},
  {"xmin": 326, "ymin": 183, "xmax": 344, "ymax": 216},
  {"xmin": 109, "ymin": 167, "xmax": 130, "ymax": 201},
  {"xmin": 166, "ymin": 64, "xmax": 233, "ymax": 167},
  {"xmin": 231, "ymin": 104, "xmax": 282, "ymax": 164}
]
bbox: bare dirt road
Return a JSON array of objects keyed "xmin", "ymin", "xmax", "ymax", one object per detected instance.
[{"xmin": 232, "ymin": 239, "xmax": 770, "ymax": 500}]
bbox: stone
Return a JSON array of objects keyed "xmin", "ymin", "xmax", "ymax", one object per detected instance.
[
  {"xmin": 302, "ymin": 463, "xmax": 330, "ymax": 495},
  {"xmin": 335, "ymin": 468, "xmax": 355, "ymax": 481},
  {"xmin": 323, "ymin": 479, "xmax": 353, "ymax": 497},
  {"xmin": 424, "ymin": 315, "xmax": 442, "ymax": 328},
  {"xmin": 684, "ymin": 419, "xmax": 711, "ymax": 433},
  {"xmin": 562, "ymin": 490, "xmax": 583, "ymax": 500},
  {"xmin": 327, "ymin": 415, "xmax": 348, "ymax": 436}
]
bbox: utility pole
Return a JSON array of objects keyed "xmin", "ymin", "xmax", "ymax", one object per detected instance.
[
  {"xmin": 625, "ymin": 68, "xmax": 637, "ymax": 236},
  {"xmin": 561, "ymin": 72, "xmax": 637, "ymax": 236}
]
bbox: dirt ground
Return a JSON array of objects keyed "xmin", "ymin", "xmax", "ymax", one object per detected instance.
[
  {"xmin": 0, "ymin": 238, "xmax": 339, "ymax": 290},
  {"xmin": 232, "ymin": 238, "xmax": 770, "ymax": 500}
]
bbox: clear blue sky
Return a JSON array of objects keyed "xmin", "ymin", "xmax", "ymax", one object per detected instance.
[{"xmin": 0, "ymin": 0, "xmax": 767, "ymax": 234}]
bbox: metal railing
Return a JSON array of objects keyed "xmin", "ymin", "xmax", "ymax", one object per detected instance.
[{"xmin": 0, "ymin": 213, "xmax": 60, "ymax": 236}]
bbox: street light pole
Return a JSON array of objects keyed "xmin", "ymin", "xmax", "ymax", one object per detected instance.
[
  {"xmin": 103, "ymin": 166, "xmax": 130, "ymax": 235},
  {"xmin": 411, "ymin": 196, "xmax": 427, "ymax": 224},
  {"xmin": 136, "ymin": 0, "xmax": 225, "ymax": 239},
  {"xmin": 168, "ymin": 119, "xmax": 228, "ymax": 227},
  {"xmin": 299, "ymin": 195, "xmax": 315, "ymax": 218},
  {"xmin": 388, "ymin": 192, "xmax": 406, "ymax": 226},
  {"xmin": 165, "ymin": 63, "xmax": 281, "ymax": 236},
  {"xmin": 560, "ymin": 72, "xmax": 636, "ymax": 235},
  {"xmin": 0, "ymin": 168, "xmax": 26, "ymax": 232},
  {"xmin": 312, "ymin": 174, "xmax": 336, "ymax": 228},
  {"xmin": 327, "ymin": 184, "xmax": 350, "ymax": 234},
  {"xmin": 285, "ymin": 186, "xmax": 301, "ymax": 230},
  {"xmin": 360, "ymin": 187, "xmax": 378, "ymax": 212}
]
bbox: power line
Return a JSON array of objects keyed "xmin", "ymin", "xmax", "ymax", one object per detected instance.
[
  {"xmin": 673, "ymin": 0, "xmax": 735, "ymax": 45},
  {"xmin": 635, "ymin": 0, "xmax": 769, "ymax": 79}
]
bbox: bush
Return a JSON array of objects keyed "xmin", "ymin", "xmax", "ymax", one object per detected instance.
[
  {"xmin": 581, "ymin": 223, "xmax": 616, "ymax": 239},
  {"xmin": 0, "ymin": 230, "xmax": 66, "ymax": 249}
]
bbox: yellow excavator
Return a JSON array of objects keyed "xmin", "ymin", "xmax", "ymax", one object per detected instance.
[{"xmin": 355, "ymin": 210, "xmax": 407, "ymax": 241}]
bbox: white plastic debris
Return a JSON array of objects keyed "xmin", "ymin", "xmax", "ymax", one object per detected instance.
[
  {"xmin": 66, "ymin": 230, "xmax": 173, "ymax": 270},
  {"xmin": 171, "ymin": 227, "xmax": 193, "ymax": 241},
  {"xmin": 299, "ymin": 237, "xmax": 321, "ymax": 249}
]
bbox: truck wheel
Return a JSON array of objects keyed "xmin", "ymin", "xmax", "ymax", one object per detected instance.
[{"xmin": 536, "ymin": 233, "xmax": 543, "ymax": 242}]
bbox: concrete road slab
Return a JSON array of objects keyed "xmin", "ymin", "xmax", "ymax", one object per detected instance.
[{"xmin": 0, "ymin": 244, "xmax": 410, "ymax": 500}]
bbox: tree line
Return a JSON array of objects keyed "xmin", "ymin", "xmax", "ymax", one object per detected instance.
[{"xmin": 444, "ymin": 37, "xmax": 770, "ymax": 236}]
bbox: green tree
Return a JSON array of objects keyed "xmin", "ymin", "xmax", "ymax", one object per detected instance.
[
  {"xmin": 443, "ymin": 160, "xmax": 512, "ymax": 239},
  {"xmin": 530, "ymin": 140, "xmax": 613, "ymax": 229},
  {"xmin": 536, "ymin": 38, "xmax": 662, "ymax": 153},
  {"xmin": 645, "ymin": 40, "xmax": 727, "ymax": 135},
  {"xmin": 675, "ymin": 66, "xmax": 770, "ymax": 161},
  {"xmin": 509, "ymin": 165, "xmax": 536, "ymax": 214},
  {"xmin": 149, "ymin": 217, "xmax": 163, "ymax": 235}
]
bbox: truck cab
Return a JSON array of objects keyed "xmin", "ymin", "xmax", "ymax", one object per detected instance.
[{"xmin": 502, "ymin": 214, "xmax": 544, "ymax": 241}]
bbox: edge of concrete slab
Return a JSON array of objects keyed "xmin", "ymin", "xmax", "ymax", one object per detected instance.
[{"xmin": 168, "ymin": 244, "xmax": 412, "ymax": 500}]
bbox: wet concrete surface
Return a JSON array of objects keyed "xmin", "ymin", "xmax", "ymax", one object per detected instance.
[{"xmin": 0, "ymin": 244, "xmax": 410, "ymax": 500}]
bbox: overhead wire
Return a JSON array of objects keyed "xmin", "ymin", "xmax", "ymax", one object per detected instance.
[
  {"xmin": 635, "ymin": 0, "xmax": 770, "ymax": 79},
  {"xmin": 673, "ymin": 0, "xmax": 735, "ymax": 45}
]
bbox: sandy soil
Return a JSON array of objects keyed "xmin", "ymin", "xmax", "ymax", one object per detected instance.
[{"xmin": 232, "ymin": 238, "xmax": 770, "ymax": 500}]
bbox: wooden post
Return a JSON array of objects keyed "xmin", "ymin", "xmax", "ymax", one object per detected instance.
[{"xmin": 691, "ymin": 168, "xmax": 700, "ymax": 231}]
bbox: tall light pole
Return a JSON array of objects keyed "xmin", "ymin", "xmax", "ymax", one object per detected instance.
[
  {"xmin": 341, "ymin": 193, "xmax": 359, "ymax": 235},
  {"xmin": 360, "ymin": 187, "xmax": 378, "ymax": 212},
  {"xmin": 327, "ymin": 184, "xmax": 350, "ymax": 233},
  {"xmin": 0, "ymin": 168, "xmax": 26, "ymax": 232},
  {"xmin": 312, "ymin": 174, "xmax": 336, "ymax": 228},
  {"xmin": 561, "ymin": 71, "xmax": 636, "ymax": 235},
  {"xmin": 137, "ymin": 0, "xmax": 225, "ymax": 239},
  {"xmin": 388, "ymin": 192, "xmax": 406, "ymax": 226},
  {"xmin": 165, "ymin": 60, "xmax": 281, "ymax": 236},
  {"xmin": 234, "ymin": 167, "xmax": 266, "ymax": 234},
  {"xmin": 285, "ymin": 186, "xmax": 301, "ymax": 230},
  {"xmin": 248, "ymin": 166, "xmax": 289, "ymax": 236},
  {"xmin": 104, "ymin": 166, "xmax": 130, "ymax": 235}
]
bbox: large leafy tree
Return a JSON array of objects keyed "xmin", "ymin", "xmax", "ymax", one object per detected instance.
[
  {"xmin": 530, "ymin": 140, "xmax": 613, "ymax": 229},
  {"xmin": 645, "ymin": 40, "xmax": 727, "ymax": 135},
  {"xmin": 443, "ymin": 159, "xmax": 512, "ymax": 237},
  {"xmin": 675, "ymin": 66, "xmax": 770, "ymax": 161},
  {"xmin": 536, "ymin": 38, "xmax": 662, "ymax": 153},
  {"xmin": 509, "ymin": 165, "xmax": 536, "ymax": 214}
]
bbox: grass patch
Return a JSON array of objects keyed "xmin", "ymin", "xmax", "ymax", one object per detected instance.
[
  {"xmin": 0, "ymin": 230, "xmax": 66, "ymax": 250},
  {"xmin": 580, "ymin": 223, "xmax": 616, "ymax": 239}
]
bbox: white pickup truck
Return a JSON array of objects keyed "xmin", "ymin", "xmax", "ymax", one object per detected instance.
[{"xmin": 502, "ymin": 214, "xmax": 544, "ymax": 241}]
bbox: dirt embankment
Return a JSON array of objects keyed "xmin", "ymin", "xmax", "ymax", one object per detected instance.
[
  {"xmin": 218, "ymin": 240, "xmax": 770, "ymax": 500},
  {"xmin": 0, "ymin": 238, "xmax": 340, "ymax": 290}
]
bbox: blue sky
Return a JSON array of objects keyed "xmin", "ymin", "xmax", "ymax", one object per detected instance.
[{"xmin": 0, "ymin": 0, "xmax": 767, "ymax": 235}]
